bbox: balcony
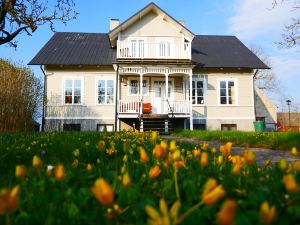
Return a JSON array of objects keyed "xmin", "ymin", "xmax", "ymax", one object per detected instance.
[
  {"xmin": 118, "ymin": 100, "xmax": 190, "ymax": 115},
  {"xmin": 117, "ymin": 40, "xmax": 191, "ymax": 60}
]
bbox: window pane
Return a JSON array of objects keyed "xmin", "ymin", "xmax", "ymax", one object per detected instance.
[
  {"xmin": 197, "ymin": 81, "xmax": 203, "ymax": 88},
  {"xmin": 74, "ymin": 87, "xmax": 81, "ymax": 96},
  {"xmin": 107, "ymin": 87, "xmax": 113, "ymax": 95},
  {"xmin": 228, "ymin": 97, "xmax": 233, "ymax": 105},
  {"xmin": 197, "ymin": 97, "xmax": 204, "ymax": 104},
  {"xmin": 220, "ymin": 81, "xmax": 226, "ymax": 89},
  {"xmin": 107, "ymin": 96, "xmax": 114, "ymax": 104},
  {"xmin": 220, "ymin": 88, "xmax": 227, "ymax": 96},
  {"xmin": 65, "ymin": 95, "xmax": 72, "ymax": 104},
  {"xmin": 65, "ymin": 80, "xmax": 72, "ymax": 87},
  {"xmin": 98, "ymin": 80, "xmax": 105, "ymax": 88},
  {"xmin": 74, "ymin": 96, "xmax": 81, "ymax": 104},
  {"xmin": 130, "ymin": 80, "xmax": 138, "ymax": 94},
  {"xmin": 220, "ymin": 97, "xmax": 227, "ymax": 104},
  {"xmin": 197, "ymin": 89, "xmax": 203, "ymax": 97},
  {"xmin": 65, "ymin": 88, "xmax": 72, "ymax": 96},
  {"xmin": 107, "ymin": 80, "xmax": 114, "ymax": 88},
  {"xmin": 74, "ymin": 80, "xmax": 81, "ymax": 88},
  {"xmin": 98, "ymin": 96, "xmax": 105, "ymax": 104}
]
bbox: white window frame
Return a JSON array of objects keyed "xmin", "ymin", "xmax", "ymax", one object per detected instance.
[
  {"xmin": 128, "ymin": 77, "xmax": 149, "ymax": 96},
  {"xmin": 155, "ymin": 37, "xmax": 174, "ymax": 58},
  {"xmin": 217, "ymin": 78, "xmax": 238, "ymax": 106},
  {"xmin": 185, "ymin": 75, "xmax": 206, "ymax": 105},
  {"xmin": 128, "ymin": 37, "xmax": 146, "ymax": 58},
  {"xmin": 95, "ymin": 78, "xmax": 115, "ymax": 105},
  {"xmin": 62, "ymin": 77, "xmax": 84, "ymax": 105}
]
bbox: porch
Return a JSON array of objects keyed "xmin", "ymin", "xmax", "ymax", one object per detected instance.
[{"xmin": 115, "ymin": 66, "xmax": 194, "ymax": 131}]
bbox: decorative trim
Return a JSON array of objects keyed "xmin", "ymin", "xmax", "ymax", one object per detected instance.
[
  {"xmin": 192, "ymin": 117, "xmax": 255, "ymax": 120},
  {"xmin": 45, "ymin": 117, "xmax": 115, "ymax": 120}
]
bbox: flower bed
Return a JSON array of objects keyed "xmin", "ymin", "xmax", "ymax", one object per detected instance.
[{"xmin": 0, "ymin": 131, "xmax": 299, "ymax": 224}]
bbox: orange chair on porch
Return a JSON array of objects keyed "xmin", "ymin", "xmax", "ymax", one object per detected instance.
[{"xmin": 142, "ymin": 103, "xmax": 152, "ymax": 114}]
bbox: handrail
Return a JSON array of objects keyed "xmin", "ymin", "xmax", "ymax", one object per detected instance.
[{"xmin": 166, "ymin": 98, "xmax": 175, "ymax": 131}]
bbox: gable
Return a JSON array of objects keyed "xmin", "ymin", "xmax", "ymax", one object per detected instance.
[
  {"xmin": 120, "ymin": 12, "xmax": 184, "ymax": 39},
  {"xmin": 108, "ymin": 2, "xmax": 194, "ymax": 46}
]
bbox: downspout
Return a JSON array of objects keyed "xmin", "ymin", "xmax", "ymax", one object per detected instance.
[
  {"xmin": 114, "ymin": 64, "xmax": 119, "ymax": 132},
  {"xmin": 40, "ymin": 65, "xmax": 46, "ymax": 132},
  {"xmin": 253, "ymin": 69, "xmax": 258, "ymax": 121}
]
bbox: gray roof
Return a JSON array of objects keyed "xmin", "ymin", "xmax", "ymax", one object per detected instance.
[
  {"xmin": 29, "ymin": 32, "xmax": 268, "ymax": 69},
  {"xmin": 192, "ymin": 35, "xmax": 268, "ymax": 69},
  {"xmin": 29, "ymin": 32, "xmax": 116, "ymax": 66}
]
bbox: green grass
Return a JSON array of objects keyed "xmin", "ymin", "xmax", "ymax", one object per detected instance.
[
  {"xmin": 0, "ymin": 131, "xmax": 300, "ymax": 224},
  {"xmin": 174, "ymin": 130, "xmax": 300, "ymax": 150}
]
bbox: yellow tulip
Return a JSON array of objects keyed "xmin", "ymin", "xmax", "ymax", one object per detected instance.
[
  {"xmin": 97, "ymin": 140, "xmax": 105, "ymax": 151},
  {"xmin": 200, "ymin": 152, "xmax": 209, "ymax": 167},
  {"xmin": 202, "ymin": 178, "xmax": 226, "ymax": 206},
  {"xmin": 169, "ymin": 140, "xmax": 177, "ymax": 153},
  {"xmin": 153, "ymin": 143, "xmax": 168, "ymax": 159},
  {"xmin": 283, "ymin": 174, "xmax": 298, "ymax": 193},
  {"xmin": 193, "ymin": 149, "xmax": 201, "ymax": 158},
  {"xmin": 15, "ymin": 165, "xmax": 26, "ymax": 178},
  {"xmin": 92, "ymin": 178, "xmax": 114, "ymax": 207},
  {"xmin": 139, "ymin": 148, "xmax": 149, "ymax": 163},
  {"xmin": 243, "ymin": 150, "xmax": 255, "ymax": 164},
  {"xmin": 122, "ymin": 172, "xmax": 131, "ymax": 188},
  {"xmin": 172, "ymin": 150, "xmax": 181, "ymax": 161},
  {"xmin": 259, "ymin": 201, "xmax": 276, "ymax": 225},
  {"xmin": 55, "ymin": 164, "xmax": 65, "ymax": 181},
  {"xmin": 232, "ymin": 164, "xmax": 241, "ymax": 175},
  {"xmin": 87, "ymin": 163, "xmax": 93, "ymax": 172},
  {"xmin": 217, "ymin": 199, "xmax": 237, "ymax": 225},
  {"xmin": 173, "ymin": 160, "xmax": 185, "ymax": 170},
  {"xmin": 293, "ymin": 160, "xmax": 300, "ymax": 171},
  {"xmin": 32, "ymin": 155, "xmax": 42, "ymax": 168},
  {"xmin": 217, "ymin": 156, "xmax": 224, "ymax": 165},
  {"xmin": 223, "ymin": 142, "xmax": 232, "ymax": 159},
  {"xmin": 202, "ymin": 143, "xmax": 209, "ymax": 150},
  {"xmin": 278, "ymin": 159, "xmax": 288, "ymax": 171},
  {"xmin": 211, "ymin": 147, "xmax": 217, "ymax": 154},
  {"xmin": 0, "ymin": 185, "xmax": 20, "ymax": 215},
  {"xmin": 291, "ymin": 147, "xmax": 298, "ymax": 157},
  {"xmin": 149, "ymin": 166, "xmax": 161, "ymax": 179}
]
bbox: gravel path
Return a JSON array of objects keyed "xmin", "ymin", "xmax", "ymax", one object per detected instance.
[{"xmin": 162, "ymin": 135, "xmax": 300, "ymax": 166}]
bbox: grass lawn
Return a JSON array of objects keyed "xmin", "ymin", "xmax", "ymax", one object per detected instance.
[
  {"xmin": 0, "ymin": 131, "xmax": 299, "ymax": 224},
  {"xmin": 174, "ymin": 130, "xmax": 300, "ymax": 150}
]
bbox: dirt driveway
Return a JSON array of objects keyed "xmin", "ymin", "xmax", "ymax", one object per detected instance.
[{"xmin": 162, "ymin": 135, "xmax": 300, "ymax": 166}]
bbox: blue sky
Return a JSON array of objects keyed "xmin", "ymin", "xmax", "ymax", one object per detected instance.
[{"xmin": 1, "ymin": 0, "xmax": 299, "ymax": 111}]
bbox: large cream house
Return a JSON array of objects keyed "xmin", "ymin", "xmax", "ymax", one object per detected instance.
[{"xmin": 29, "ymin": 2, "xmax": 269, "ymax": 132}]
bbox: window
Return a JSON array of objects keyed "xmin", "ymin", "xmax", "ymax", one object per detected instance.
[
  {"xmin": 63, "ymin": 124, "xmax": 81, "ymax": 131},
  {"xmin": 220, "ymin": 80, "xmax": 236, "ymax": 105},
  {"xmin": 129, "ymin": 79, "xmax": 148, "ymax": 95},
  {"xmin": 130, "ymin": 40, "xmax": 144, "ymax": 58},
  {"xmin": 221, "ymin": 124, "xmax": 237, "ymax": 131},
  {"xmin": 97, "ymin": 124, "xmax": 114, "ymax": 132},
  {"xmin": 186, "ymin": 78, "xmax": 205, "ymax": 105},
  {"xmin": 159, "ymin": 41, "xmax": 171, "ymax": 57},
  {"xmin": 64, "ymin": 79, "xmax": 82, "ymax": 104},
  {"xmin": 97, "ymin": 79, "xmax": 114, "ymax": 104}
]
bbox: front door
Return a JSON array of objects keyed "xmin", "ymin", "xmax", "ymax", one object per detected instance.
[{"xmin": 152, "ymin": 80, "xmax": 173, "ymax": 114}]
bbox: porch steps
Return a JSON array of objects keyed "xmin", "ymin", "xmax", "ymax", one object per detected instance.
[{"xmin": 140, "ymin": 114, "xmax": 173, "ymax": 134}]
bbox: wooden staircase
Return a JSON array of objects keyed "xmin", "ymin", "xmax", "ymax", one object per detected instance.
[{"xmin": 140, "ymin": 114, "xmax": 174, "ymax": 134}]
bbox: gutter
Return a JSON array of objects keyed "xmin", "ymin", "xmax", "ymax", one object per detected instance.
[
  {"xmin": 114, "ymin": 64, "xmax": 119, "ymax": 132},
  {"xmin": 40, "ymin": 65, "xmax": 46, "ymax": 132}
]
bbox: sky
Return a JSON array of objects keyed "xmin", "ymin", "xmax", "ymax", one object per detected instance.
[{"xmin": 0, "ymin": 0, "xmax": 299, "ymax": 111}]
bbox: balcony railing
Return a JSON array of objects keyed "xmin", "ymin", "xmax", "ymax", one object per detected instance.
[
  {"xmin": 117, "ymin": 41, "xmax": 191, "ymax": 60},
  {"xmin": 119, "ymin": 100, "xmax": 190, "ymax": 114}
]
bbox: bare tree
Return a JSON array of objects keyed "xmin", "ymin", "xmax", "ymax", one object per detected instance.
[
  {"xmin": 0, "ymin": 59, "xmax": 42, "ymax": 131},
  {"xmin": 0, "ymin": 0, "xmax": 78, "ymax": 48},
  {"xmin": 272, "ymin": 0, "xmax": 300, "ymax": 48},
  {"xmin": 250, "ymin": 45, "xmax": 280, "ymax": 93}
]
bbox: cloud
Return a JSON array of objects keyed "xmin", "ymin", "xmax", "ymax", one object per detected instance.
[{"xmin": 227, "ymin": 0, "xmax": 298, "ymax": 40}]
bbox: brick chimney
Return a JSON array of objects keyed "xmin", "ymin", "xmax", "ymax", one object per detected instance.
[{"xmin": 110, "ymin": 19, "xmax": 120, "ymax": 31}]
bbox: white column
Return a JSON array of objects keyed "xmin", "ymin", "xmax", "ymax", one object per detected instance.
[
  {"xmin": 189, "ymin": 72, "xmax": 193, "ymax": 130},
  {"xmin": 165, "ymin": 72, "xmax": 169, "ymax": 114},
  {"xmin": 140, "ymin": 72, "xmax": 143, "ymax": 115},
  {"xmin": 117, "ymin": 73, "xmax": 121, "ymax": 131}
]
